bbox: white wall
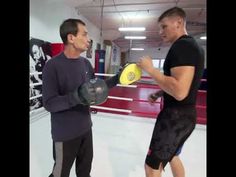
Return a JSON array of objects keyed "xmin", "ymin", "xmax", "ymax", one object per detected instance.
[
  {"xmin": 30, "ymin": 0, "xmax": 76, "ymax": 42},
  {"xmin": 30, "ymin": 0, "xmax": 116, "ymax": 68}
]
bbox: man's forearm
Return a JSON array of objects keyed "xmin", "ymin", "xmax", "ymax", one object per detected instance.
[
  {"xmin": 105, "ymin": 74, "xmax": 119, "ymax": 89},
  {"xmin": 154, "ymin": 90, "xmax": 164, "ymax": 97},
  {"xmin": 150, "ymin": 90, "xmax": 164, "ymax": 100},
  {"xmin": 148, "ymin": 68, "xmax": 177, "ymax": 98}
]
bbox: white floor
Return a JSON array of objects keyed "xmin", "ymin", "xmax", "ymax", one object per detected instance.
[{"xmin": 30, "ymin": 112, "xmax": 206, "ymax": 177}]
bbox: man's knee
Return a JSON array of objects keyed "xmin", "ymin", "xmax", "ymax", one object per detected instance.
[{"xmin": 144, "ymin": 163, "xmax": 162, "ymax": 177}]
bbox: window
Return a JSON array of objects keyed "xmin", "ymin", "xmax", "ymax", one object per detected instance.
[
  {"xmin": 152, "ymin": 60, "xmax": 160, "ymax": 68},
  {"xmin": 152, "ymin": 59, "xmax": 165, "ymax": 72}
]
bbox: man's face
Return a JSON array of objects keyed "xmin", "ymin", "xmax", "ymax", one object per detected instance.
[
  {"xmin": 72, "ymin": 24, "xmax": 90, "ymax": 52},
  {"xmin": 158, "ymin": 16, "xmax": 180, "ymax": 43}
]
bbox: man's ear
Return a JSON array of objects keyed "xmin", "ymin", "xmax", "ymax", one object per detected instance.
[
  {"xmin": 67, "ymin": 34, "xmax": 74, "ymax": 43},
  {"xmin": 177, "ymin": 17, "xmax": 183, "ymax": 26}
]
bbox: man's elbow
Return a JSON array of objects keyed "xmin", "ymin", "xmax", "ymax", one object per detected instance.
[
  {"xmin": 43, "ymin": 103, "xmax": 58, "ymax": 113},
  {"xmin": 43, "ymin": 103, "xmax": 50, "ymax": 112},
  {"xmin": 174, "ymin": 92, "xmax": 188, "ymax": 101},
  {"xmin": 42, "ymin": 99, "xmax": 52, "ymax": 112}
]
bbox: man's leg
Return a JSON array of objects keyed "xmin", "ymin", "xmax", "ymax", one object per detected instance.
[
  {"xmin": 170, "ymin": 156, "xmax": 185, "ymax": 177},
  {"xmin": 75, "ymin": 130, "xmax": 93, "ymax": 177},
  {"xmin": 145, "ymin": 163, "xmax": 163, "ymax": 177},
  {"xmin": 49, "ymin": 137, "xmax": 82, "ymax": 177}
]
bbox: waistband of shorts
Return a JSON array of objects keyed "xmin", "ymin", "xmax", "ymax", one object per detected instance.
[{"xmin": 163, "ymin": 104, "xmax": 196, "ymax": 109}]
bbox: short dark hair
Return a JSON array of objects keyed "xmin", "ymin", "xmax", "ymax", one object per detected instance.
[
  {"xmin": 60, "ymin": 18, "xmax": 86, "ymax": 44},
  {"xmin": 158, "ymin": 7, "xmax": 186, "ymax": 22}
]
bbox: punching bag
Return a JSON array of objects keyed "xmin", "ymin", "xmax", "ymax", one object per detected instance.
[{"xmin": 95, "ymin": 50, "xmax": 105, "ymax": 78}]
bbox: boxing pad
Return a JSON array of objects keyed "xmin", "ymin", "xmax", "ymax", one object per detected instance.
[
  {"xmin": 77, "ymin": 78, "xmax": 109, "ymax": 105},
  {"xmin": 119, "ymin": 63, "xmax": 142, "ymax": 85}
]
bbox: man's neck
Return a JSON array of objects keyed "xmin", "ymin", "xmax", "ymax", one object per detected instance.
[
  {"xmin": 172, "ymin": 30, "xmax": 188, "ymax": 43},
  {"xmin": 64, "ymin": 45, "xmax": 82, "ymax": 59}
]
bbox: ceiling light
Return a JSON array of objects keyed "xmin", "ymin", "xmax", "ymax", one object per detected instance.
[
  {"xmin": 200, "ymin": 36, "xmax": 206, "ymax": 40},
  {"xmin": 118, "ymin": 27, "xmax": 146, "ymax": 31},
  {"xmin": 131, "ymin": 48, "xmax": 144, "ymax": 51},
  {"xmin": 125, "ymin": 36, "xmax": 146, "ymax": 40}
]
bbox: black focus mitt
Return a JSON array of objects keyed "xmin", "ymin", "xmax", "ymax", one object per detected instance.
[{"xmin": 74, "ymin": 78, "xmax": 109, "ymax": 105}]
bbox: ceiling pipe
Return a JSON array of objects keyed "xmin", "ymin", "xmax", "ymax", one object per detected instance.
[
  {"xmin": 75, "ymin": 1, "xmax": 205, "ymax": 8},
  {"xmin": 76, "ymin": 8, "xmax": 206, "ymax": 14}
]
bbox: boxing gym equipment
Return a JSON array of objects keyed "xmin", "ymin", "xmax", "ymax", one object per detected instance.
[
  {"xmin": 30, "ymin": 72, "xmax": 206, "ymax": 125},
  {"xmin": 77, "ymin": 78, "xmax": 109, "ymax": 105},
  {"xmin": 119, "ymin": 63, "xmax": 142, "ymax": 85}
]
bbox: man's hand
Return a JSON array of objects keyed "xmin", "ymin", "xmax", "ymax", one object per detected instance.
[
  {"xmin": 137, "ymin": 56, "xmax": 155, "ymax": 74},
  {"xmin": 148, "ymin": 90, "xmax": 164, "ymax": 105}
]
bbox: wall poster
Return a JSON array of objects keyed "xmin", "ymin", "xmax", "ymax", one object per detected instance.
[{"xmin": 29, "ymin": 37, "xmax": 52, "ymax": 111}]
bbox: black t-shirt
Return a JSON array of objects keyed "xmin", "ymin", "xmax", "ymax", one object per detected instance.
[{"xmin": 163, "ymin": 35, "xmax": 205, "ymax": 107}]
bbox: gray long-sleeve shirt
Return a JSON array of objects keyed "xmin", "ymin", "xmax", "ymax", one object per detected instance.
[{"xmin": 42, "ymin": 52, "xmax": 95, "ymax": 141}]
